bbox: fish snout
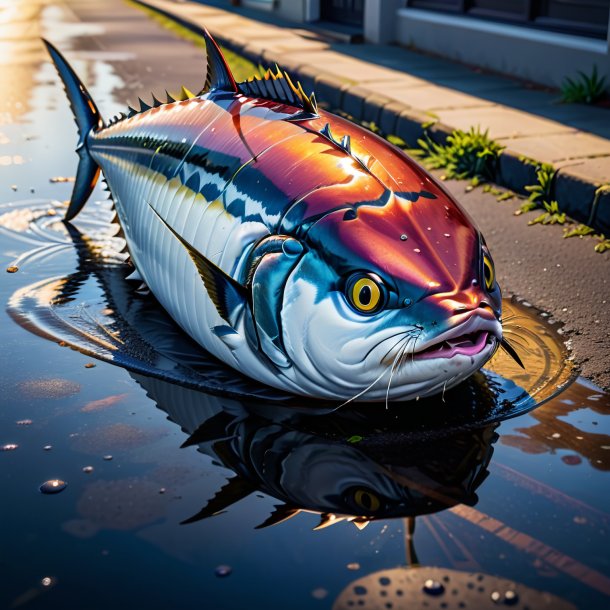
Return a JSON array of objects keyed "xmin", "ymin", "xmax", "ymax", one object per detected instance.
[{"xmin": 427, "ymin": 289, "xmax": 501, "ymax": 322}]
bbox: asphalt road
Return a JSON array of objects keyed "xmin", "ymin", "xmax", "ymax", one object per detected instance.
[{"xmin": 12, "ymin": 0, "xmax": 610, "ymax": 390}]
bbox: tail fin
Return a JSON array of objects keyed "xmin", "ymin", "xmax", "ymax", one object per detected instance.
[{"xmin": 42, "ymin": 39, "xmax": 103, "ymax": 221}]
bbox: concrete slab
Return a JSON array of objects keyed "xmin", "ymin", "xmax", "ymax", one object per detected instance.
[
  {"xmin": 557, "ymin": 158, "xmax": 610, "ymax": 184},
  {"xmin": 394, "ymin": 85, "xmax": 493, "ymax": 111},
  {"xmin": 437, "ymin": 106, "xmax": 574, "ymax": 139},
  {"xmin": 499, "ymin": 133, "xmax": 610, "ymax": 164}
]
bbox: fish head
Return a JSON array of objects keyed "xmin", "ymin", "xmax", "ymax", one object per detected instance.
[{"xmin": 277, "ymin": 187, "xmax": 502, "ymax": 402}]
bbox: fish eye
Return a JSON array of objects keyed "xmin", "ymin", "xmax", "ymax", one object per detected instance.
[
  {"xmin": 345, "ymin": 487, "xmax": 382, "ymax": 513},
  {"xmin": 346, "ymin": 273, "xmax": 386, "ymax": 315},
  {"xmin": 483, "ymin": 253, "xmax": 495, "ymax": 291}
]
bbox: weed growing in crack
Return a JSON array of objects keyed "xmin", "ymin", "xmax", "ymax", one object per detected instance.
[
  {"xmin": 416, "ymin": 127, "xmax": 504, "ymax": 183},
  {"xmin": 561, "ymin": 66, "xmax": 608, "ymax": 105}
]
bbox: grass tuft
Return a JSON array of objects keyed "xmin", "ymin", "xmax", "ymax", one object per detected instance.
[
  {"xmin": 561, "ymin": 66, "xmax": 607, "ymax": 105},
  {"xmin": 416, "ymin": 127, "xmax": 503, "ymax": 182}
]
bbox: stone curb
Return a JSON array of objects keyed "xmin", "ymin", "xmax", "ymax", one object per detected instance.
[{"xmin": 135, "ymin": 0, "xmax": 609, "ymax": 235}]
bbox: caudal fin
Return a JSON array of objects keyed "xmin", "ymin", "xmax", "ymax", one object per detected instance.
[{"xmin": 42, "ymin": 39, "xmax": 103, "ymax": 221}]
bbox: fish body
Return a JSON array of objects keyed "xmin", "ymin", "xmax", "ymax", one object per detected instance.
[{"xmin": 44, "ymin": 24, "xmax": 503, "ymax": 402}]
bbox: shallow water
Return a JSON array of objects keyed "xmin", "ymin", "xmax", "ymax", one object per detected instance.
[{"xmin": 1, "ymin": 3, "xmax": 609, "ymax": 609}]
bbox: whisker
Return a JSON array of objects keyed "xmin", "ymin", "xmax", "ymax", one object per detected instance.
[{"xmin": 385, "ymin": 342, "xmax": 408, "ymax": 410}]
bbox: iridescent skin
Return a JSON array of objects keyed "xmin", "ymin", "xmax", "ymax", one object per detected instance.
[
  {"xmin": 45, "ymin": 21, "xmax": 502, "ymax": 403},
  {"xmin": 87, "ymin": 90, "xmax": 502, "ymax": 402}
]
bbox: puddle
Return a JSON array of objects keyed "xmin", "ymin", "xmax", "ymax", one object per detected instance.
[
  {"xmin": 4, "ymin": 197, "xmax": 573, "ymax": 426},
  {"xmin": 0, "ymin": 2, "xmax": 609, "ymax": 609}
]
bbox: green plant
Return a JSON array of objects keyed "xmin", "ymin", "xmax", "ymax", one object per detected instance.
[
  {"xmin": 595, "ymin": 238, "xmax": 610, "ymax": 253},
  {"xmin": 416, "ymin": 127, "xmax": 504, "ymax": 182},
  {"xmin": 563, "ymin": 224, "xmax": 595, "ymax": 238},
  {"xmin": 527, "ymin": 200, "xmax": 568, "ymax": 225},
  {"xmin": 516, "ymin": 162, "xmax": 556, "ymax": 214},
  {"xmin": 561, "ymin": 66, "xmax": 607, "ymax": 104},
  {"xmin": 563, "ymin": 224, "xmax": 608, "ymax": 253}
]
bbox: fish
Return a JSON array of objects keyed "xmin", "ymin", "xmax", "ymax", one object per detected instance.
[
  {"xmin": 127, "ymin": 371, "xmax": 497, "ymax": 528},
  {"xmin": 43, "ymin": 22, "xmax": 507, "ymax": 403}
]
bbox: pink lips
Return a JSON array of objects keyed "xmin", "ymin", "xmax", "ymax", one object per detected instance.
[{"xmin": 417, "ymin": 331, "xmax": 490, "ymax": 361}]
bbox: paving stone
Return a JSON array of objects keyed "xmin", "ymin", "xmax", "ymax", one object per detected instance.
[
  {"xmin": 500, "ymin": 133, "xmax": 610, "ymax": 164},
  {"xmin": 437, "ymin": 106, "xmax": 573, "ymax": 140},
  {"xmin": 392, "ymin": 85, "xmax": 493, "ymax": 112},
  {"xmin": 362, "ymin": 93, "xmax": 392, "ymax": 126},
  {"xmin": 378, "ymin": 101, "xmax": 409, "ymax": 136},
  {"xmin": 555, "ymin": 157, "xmax": 610, "ymax": 185},
  {"xmin": 315, "ymin": 74, "xmax": 346, "ymax": 109},
  {"xmin": 593, "ymin": 189, "xmax": 610, "ymax": 235},
  {"xmin": 394, "ymin": 108, "xmax": 432, "ymax": 147},
  {"xmin": 497, "ymin": 150, "xmax": 539, "ymax": 195},
  {"xmin": 341, "ymin": 86, "xmax": 369, "ymax": 120},
  {"xmin": 554, "ymin": 168, "xmax": 598, "ymax": 227}
]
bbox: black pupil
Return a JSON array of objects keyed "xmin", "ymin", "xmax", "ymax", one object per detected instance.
[
  {"xmin": 485, "ymin": 262, "xmax": 492, "ymax": 284},
  {"xmin": 359, "ymin": 285, "xmax": 372, "ymax": 305},
  {"xmin": 360, "ymin": 492, "xmax": 373, "ymax": 509}
]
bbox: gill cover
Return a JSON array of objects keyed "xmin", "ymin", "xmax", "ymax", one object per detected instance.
[{"xmin": 250, "ymin": 237, "xmax": 304, "ymax": 368}]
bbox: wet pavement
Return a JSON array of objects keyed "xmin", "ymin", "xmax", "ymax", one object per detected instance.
[{"xmin": 1, "ymin": 1, "xmax": 610, "ymax": 609}]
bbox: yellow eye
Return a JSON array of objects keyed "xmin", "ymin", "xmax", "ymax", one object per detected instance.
[
  {"xmin": 349, "ymin": 276, "xmax": 383, "ymax": 313},
  {"xmin": 353, "ymin": 489, "xmax": 381, "ymax": 512},
  {"xmin": 483, "ymin": 254, "xmax": 495, "ymax": 291}
]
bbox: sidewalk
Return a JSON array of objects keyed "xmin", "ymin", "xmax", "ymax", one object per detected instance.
[{"xmin": 138, "ymin": 0, "xmax": 610, "ymax": 234}]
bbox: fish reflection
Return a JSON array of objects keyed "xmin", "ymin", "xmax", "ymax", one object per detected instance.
[{"xmin": 131, "ymin": 372, "xmax": 499, "ymax": 528}]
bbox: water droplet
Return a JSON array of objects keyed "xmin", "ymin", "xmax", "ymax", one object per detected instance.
[
  {"xmin": 103, "ymin": 455, "xmax": 113, "ymax": 461},
  {"xmin": 43, "ymin": 445, "xmax": 52, "ymax": 451},
  {"xmin": 403, "ymin": 298, "xmax": 412, "ymax": 307},
  {"xmin": 413, "ymin": 248, "xmax": 421, "ymax": 254},
  {"xmin": 504, "ymin": 590, "xmax": 518, "ymax": 605},
  {"xmin": 159, "ymin": 487, "xmax": 166, "ymax": 494},
  {"xmin": 10, "ymin": 184, "xmax": 17, "ymax": 191},
  {"xmin": 491, "ymin": 591, "xmax": 501, "ymax": 603},
  {"xmin": 400, "ymin": 234, "xmax": 408, "ymax": 241},
  {"xmin": 347, "ymin": 563, "xmax": 360, "ymax": 571},
  {"xmin": 41, "ymin": 577, "xmax": 54, "ymax": 587},
  {"xmin": 40, "ymin": 479, "xmax": 67, "ymax": 494},
  {"xmin": 426, "ymin": 227, "xmax": 432, "ymax": 231},
  {"xmin": 6, "ymin": 266, "xmax": 19, "ymax": 273},
  {"xmin": 215, "ymin": 565, "xmax": 232, "ymax": 577},
  {"xmin": 84, "ymin": 363, "xmax": 96, "ymax": 369},
  {"xmin": 2, "ymin": 443, "xmax": 18, "ymax": 451},
  {"xmin": 16, "ymin": 419, "xmax": 32, "ymax": 426},
  {"xmin": 82, "ymin": 466, "xmax": 94, "ymax": 474},
  {"xmin": 422, "ymin": 580, "xmax": 444, "ymax": 596},
  {"xmin": 472, "ymin": 279, "xmax": 479, "ymax": 286}
]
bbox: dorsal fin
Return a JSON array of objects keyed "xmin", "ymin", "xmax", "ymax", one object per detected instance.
[
  {"xmin": 255, "ymin": 504, "xmax": 302, "ymax": 530},
  {"xmin": 237, "ymin": 64, "xmax": 318, "ymax": 117},
  {"xmin": 181, "ymin": 476, "xmax": 256, "ymax": 525},
  {"xmin": 199, "ymin": 26, "xmax": 237, "ymax": 94}
]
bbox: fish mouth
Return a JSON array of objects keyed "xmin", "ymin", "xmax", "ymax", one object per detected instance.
[{"xmin": 415, "ymin": 330, "xmax": 495, "ymax": 361}]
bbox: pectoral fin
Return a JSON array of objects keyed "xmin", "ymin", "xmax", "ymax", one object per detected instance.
[{"xmin": 148, "ymin": 204, "xmax": 247, "ymax": 326}]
